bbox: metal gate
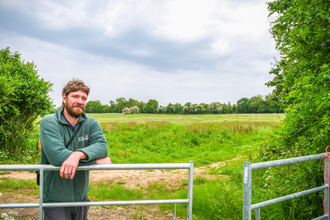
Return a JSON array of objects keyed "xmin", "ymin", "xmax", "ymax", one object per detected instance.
[
  {"xmin": 243, "ymin": 153, "xmax": 329, "ymax": 220},
  {"xmin": 0, "ymin": 162, "xmax": 194, "ymax": 220}
]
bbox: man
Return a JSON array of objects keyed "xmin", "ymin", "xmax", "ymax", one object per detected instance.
[{"xmin": 40, "ymin": 79, "xmax": 112, "ymax": 220}]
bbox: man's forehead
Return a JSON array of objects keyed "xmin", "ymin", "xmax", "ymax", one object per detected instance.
[{"xmin": 68, "ymin": 90, "xmax": 88, "ymax": 97}]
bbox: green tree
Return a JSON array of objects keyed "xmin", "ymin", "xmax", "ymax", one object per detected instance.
[
  {"xmin": 115, "ymin": 97, "xmax": 128, "ymax": 113},
  {"xmin": 249, "ymin": 95, "xmax": 264, "ymax": 113},
  {"xmin": 130, "ymin": 106, "xmax": 139, "ymax": 114},
  {"xmin": 143, "ymin": 99, "xmax": 159, "ymax": 113},
  {"xmin": 173, "ymin": 103, "xmax": 183, "ymax": 113},
  {"xmin": 0, "ymin": 47, "xmax": 53, "ymax": 154},
  {"xmin": 85, "ymin": 100, "xmax": 103, "ymax": 113},
  {"xmin": 208, "ymin": 102, "xmax": 222, "ymax": 114},
  {"xmin": 236, "ymin": 98, "xmax": 249, "ymax": 113},
  {"xmin": 266, "ymin": 0, "xmax": 330, "ymax": 151},
  {"xmin": 260, "ymin": 0, "xmax": 330, "ymax": 217}
]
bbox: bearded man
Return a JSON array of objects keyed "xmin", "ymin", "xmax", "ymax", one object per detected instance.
[{"xmin": 40, "ymin": 79, "xmax": 112, "ymax": 220}]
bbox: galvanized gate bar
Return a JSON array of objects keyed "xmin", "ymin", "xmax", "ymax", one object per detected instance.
[
  {"xmin": 0, "ymin": 163, "xmax": 193, "ymax": 220},
  {"xmin": 312, "ymin": 214, "xmax": 328, "ymax": 220},
  {"xmin": 251, "ymin": 154, "xmax": 326, "ymax": 170},
  {"xmin": 0, "ymin": 199, "xmax": 189, "ymax": 209},
  {"xmin": 0, "ymin": 163, "xmax": 191, "ymax": 171},
  {"xmin": 251, "ymin": 185, "xmax": 326, "ymax": 210}
]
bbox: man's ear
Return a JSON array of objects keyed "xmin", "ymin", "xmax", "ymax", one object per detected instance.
[{"xmin": 62, "ymin": 93, "xmax": 67, "ymax": 104}]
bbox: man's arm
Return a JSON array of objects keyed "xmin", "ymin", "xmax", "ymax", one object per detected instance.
[
  {"xmin": 60, "ymin": 152, "xmax": 112, "ymax": 179},
  {"xmin": 41, "ymin": 116, "xmax": 112, "ymax": 179}
]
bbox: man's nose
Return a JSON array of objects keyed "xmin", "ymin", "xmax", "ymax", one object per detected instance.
[{"xmin": 77, "ymin": 97, "xmax": 84, "ymax": 104}]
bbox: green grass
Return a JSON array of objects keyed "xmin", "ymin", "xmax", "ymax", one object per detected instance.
[
  {"xmin": 86, "ymin": 113, "xmax": 283, "ymax": 219},
  {"xmin": 87, "ymin": 113, "xmax": 284, "ymax": 125},
  {"xmin": 100, "ymin": 120, "xmax": 278, "ymax": 167}
]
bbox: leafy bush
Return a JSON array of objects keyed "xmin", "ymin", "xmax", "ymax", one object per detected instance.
[
  {"xmin": 130, "ymin": 106, "xmax": 139, "ymax": 114},
  {"xmin": 256, "ymin": 0, "xmax": 330, "ymax": 217},
  {"xmin": 208, "ymin": 102, "xmax": 222, "ymax": 114},
  {"xmin": 0, "ymin": 47, "xmax": 53, "ymax": 155},
  {"xmin": 122, "ymin": 107, "xmax": 131, "ymax": 114}
]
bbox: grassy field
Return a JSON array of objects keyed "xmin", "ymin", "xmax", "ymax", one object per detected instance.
[
  {"xmin": 88, "ymin": 113, "xmax": 284, "ymax": 219},
  {"xmin": 87, "ymin": 113, "xmax": 285, "ymax": 125},
  {"xmin": 0, "ymin": 113, "xmax": 285, "ymax": 219}
]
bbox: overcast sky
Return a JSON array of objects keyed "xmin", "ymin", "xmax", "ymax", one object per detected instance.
[{"xmin": 0, "ymin": 0, "xmax": 278, "ymax": 107}]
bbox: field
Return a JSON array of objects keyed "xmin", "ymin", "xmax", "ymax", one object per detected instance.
[{"xmin": 0, "ymin": 113, "xmax": 284, "ymax": 219}]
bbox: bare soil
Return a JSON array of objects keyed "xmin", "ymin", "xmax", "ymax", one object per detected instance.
[{"xmin": 0, "ymin": 163, "xmax": 226, "ymax": 219}]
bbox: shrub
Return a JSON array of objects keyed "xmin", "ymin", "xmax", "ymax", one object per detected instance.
[
  {"xmin": 130, "ymin": 106, "xmax": 139, "ymax": 114},
  {"xmin": 122, "ymin": 107, "xmax": 131, "ymax": 114},
  {"xmin": 0, "ymin": 47, "xmax": 53, "ymax": 155},
  {"xmin": 208, "ymin": 102, "xmax": 222, "ymax": 114}
]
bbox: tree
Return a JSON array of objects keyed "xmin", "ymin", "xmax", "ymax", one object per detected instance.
[
  {"xmin": 173, "ymin": 103, "xmax": 183, "ymax": 113},
  {"xmin": 0, "ymin": 47, "xmax": 53, "ymax": 154},
  {"xmin": 122, "ymin": 107, "xmax": 131, "ymax": 114},
  {"xmin": 195, "ymin": 105, "xmax": 203, "ymax": 114},
  {"xmin": 208, "ymin": 102, "xmax": 222, "ymax": 114},
  {"xmin": 182, "ymin": 106, "xmax": 189, "ymax": 114},
  {"xmin": 115, "ymin": 97, "xmax": 128, "ymax": 113},
  {"xmin": 249, "ymin": 95, "xmax": 264, "ymax": 113},
  {"xmin": 130, "ymin": 106, "xmax": 139, "ymax": 114},
  {"xmin": 166, "ymin": 103, "xmax": 176, "ymax": 114},
  {"xmin": 85, "ymin": 100, "xmax": 103, "ymax": 113},
  {"xmin": 236, "ymin": 98, "xmax": 249, "ymax": 113},
  {"xmin": 260, "ymin": 0, "xmax": 330, "ymax": 217},
  {"xmin": 266, "ymin": 0, "xmax": 330, "ymax": 151},
  {"xmin": 143, "ymin": 99, "xmax": 159, "ymax": 113}
]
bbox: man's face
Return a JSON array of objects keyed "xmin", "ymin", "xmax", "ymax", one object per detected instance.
[{"xmin": 62, "ymin": 90, "xmax": 88, "ymax": 118}]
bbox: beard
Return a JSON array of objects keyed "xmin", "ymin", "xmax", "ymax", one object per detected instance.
[{"xmin": 65, "ymin": 103, "xmax": 85, "ymax": 118}]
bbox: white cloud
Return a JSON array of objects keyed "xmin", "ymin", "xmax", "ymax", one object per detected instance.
[{"xmin": 0, "ymin": 0, "xmax": 278, "ymax": 107}]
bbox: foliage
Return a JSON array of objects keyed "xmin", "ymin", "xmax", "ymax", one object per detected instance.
[
  {"xmin": 85, "ymin": 93, "xmax": 282, "ymax": 114},
  {"xmin": 236, "ymin": 94, "xmax": 282, "ymax": 113},
  {"xmin": 257, "ymin": 0, "xmax": 330, "ymax": 218},
  {"xmin": 0, "ymin": 47, "xmax": 53, "ymax": 155},
  {"xmin": 143, "ymin": 99, "xmax": 159, "ymax": 113},
  {"xmin": 208, "ymin": 102, "xmax": 222, "ymax": 114},
  {"xmin": 122, "ymin": 107, "xmax": 131, "ymax": 115},
  {"xmin": 130, "ymin": 106, "xmax": 139, "ymax": 114}
]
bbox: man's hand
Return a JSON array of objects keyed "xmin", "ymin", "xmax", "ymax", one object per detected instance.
[
  {"xmin": 60, "ymin": 151, "xmax": 87, "ymax": 179},
  {"xmin": 96, "ymin": 157, "xmax": 113, "ymax": 164}
]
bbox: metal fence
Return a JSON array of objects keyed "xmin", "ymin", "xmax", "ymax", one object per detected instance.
[
  {"xmin": 243, "ymin": 153, "xmax": 330, "ymax": 220},
  {"xmin": 0, "ymin": 162, "xmax": 194, "ymax": 220}
]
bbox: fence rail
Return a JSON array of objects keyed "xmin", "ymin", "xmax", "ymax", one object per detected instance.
[
  {"xmin": 243, "ymin": 153, "xmax": 329, "ymax": 220},
  {"xmin": 0, "ymin": 162, "xmax": 194, "ymax": 220}
]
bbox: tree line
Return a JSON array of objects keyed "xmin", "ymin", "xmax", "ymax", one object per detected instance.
[{"xmin": 85, "ymin": 93, "xmax": 283, "ymax": 114}]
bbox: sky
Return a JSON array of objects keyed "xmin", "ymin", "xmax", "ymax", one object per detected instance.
[{"xmin": 0, "ymin": 0, "xmax": 279, "ymax": 107}]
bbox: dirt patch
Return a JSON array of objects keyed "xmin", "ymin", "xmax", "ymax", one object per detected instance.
[{"xmin": 0, "ymin": 162, "xmax": 226, "ymax": 219}]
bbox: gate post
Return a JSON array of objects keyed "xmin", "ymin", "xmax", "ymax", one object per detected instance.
[
  {"xmin": 243, "ymin": 162, "xmax": 252, "ymax": 220},
  {"xmin": 326, "ymin": 154, "xmax": 330, "ymax": 220},
  {"xmin": 39, "ymin": 169, "xmax": 44, "ymax": 220},
  {"xmin": 187, "ymin": 161, "xmax": 194, "ymax": 220}
]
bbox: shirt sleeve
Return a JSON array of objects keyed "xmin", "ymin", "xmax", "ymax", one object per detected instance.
[{"xmin": 77, "ymin": 118, "xmax": 109, "ymax": 163}]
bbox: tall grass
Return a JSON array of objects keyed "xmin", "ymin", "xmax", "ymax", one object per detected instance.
[
  {"xmin": 100, "ymin": 121, "xmax": 278, "ymax": 167},
  {"xmin": 94, "ymin": 118, "xmax": 281, "ymax": 219}
]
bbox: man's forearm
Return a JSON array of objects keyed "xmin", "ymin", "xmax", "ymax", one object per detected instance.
[{"xmin": 60, "ymin": 151, "xmax": 88, "ymax": 179}]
